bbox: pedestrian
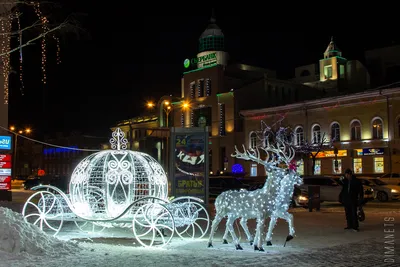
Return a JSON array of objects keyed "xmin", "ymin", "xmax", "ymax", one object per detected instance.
[{"xmin": 339, "ymin": 168, "xmax": 364, "ymax": 232}]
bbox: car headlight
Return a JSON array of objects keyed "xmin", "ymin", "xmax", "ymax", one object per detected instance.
[
  {"xmin": 391, "ymin": 189, "xmax": 398, "ymax": 193},
  {"xmin": 299, "ymin": 196, "xmax": 308, "ymax": 201}
]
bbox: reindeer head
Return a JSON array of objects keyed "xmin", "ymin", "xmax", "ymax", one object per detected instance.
[{"xmin": 231, "ymin": 145, "xmax": 278, "ymax": 172}]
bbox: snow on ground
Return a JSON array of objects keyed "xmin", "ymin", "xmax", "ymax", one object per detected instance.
[{"xmin": 0, "ymin": 198, "xmax": 399, "ymax": 267}]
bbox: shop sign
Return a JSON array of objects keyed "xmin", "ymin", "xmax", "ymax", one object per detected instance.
[
  {"xmin": 362, "ymin": 148, "xmax": 384, "ymax": 156},
  {"xmin": 0, "ymin": 136, "xmax": 11, "ymax": 150},
  {"xmin": 184, "ymin": 52, "xmax": 217, "ymax": 69},
  {"xmin": 312, "ymin": 150, "xmax": 347, "ymax": 158}
]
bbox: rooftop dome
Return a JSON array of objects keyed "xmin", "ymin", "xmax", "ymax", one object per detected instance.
[{"xmin": 199, "ymin": 16, "xmax": 224, "ymax": 52}]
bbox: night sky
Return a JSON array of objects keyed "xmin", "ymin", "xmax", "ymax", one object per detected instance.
[{"xmin": 7, "ymin": 4, "xmax": 400, "ymax": 138}]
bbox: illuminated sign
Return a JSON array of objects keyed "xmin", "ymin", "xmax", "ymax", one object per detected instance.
[
  {"xmin": 0, "ymin": 161, "xmax": 11, "ymax": 168},
  {"xmin": 312, "ymin": 150, "xmax": 347, "ymax": 158},
  {"xmin": 0, "ymin": 175, "xmax": 11, "ymax": 190},
  {"xmin": 0, "ymin": 154, "xmax": 11, "ymax": 162},
  {"xmin": 0, "ymin": 169, "xmax": 11, "ymax": 175},
  {"xmin": 43, "ymin": 146, "xmax": 78, "ymax": 155},
  {"xmin": 361, "ymin": 148, "xmax": 384, "ymax": 156},
  {"xmin": 183, "ymin": 52, "xmax": 217, "ymax": 69},
  {"xmin": 0, "ymin": 136, "xmax": 11, "ymax": 150}
]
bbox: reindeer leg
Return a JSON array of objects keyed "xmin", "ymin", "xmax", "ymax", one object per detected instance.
[
  {"xmin": 226, "ymin": 216, "xmax": 242, "ymax": 250},
  {"xmin": 239, "ymin": 218, "xmax": 253, "ymax": 245},
  {"xmin": 254, "ymin": 216, "xmax": 265, "ymax": 252},
  {"xmin": 222, "ymin": 226, "xmax": 229, "ymax": 244},
  {"xmin": 266, "ymin": 215, "xmax": 278, "ymax": 246},
  {"xmin": 208, "ymin": 214, "xmax": 223, "ymax": 248},
  {"xmin": 282, "ymin": 212, "xmax": 294, "ymax": 247}
]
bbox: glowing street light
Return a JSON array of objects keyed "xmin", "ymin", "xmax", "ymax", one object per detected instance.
[{"xmin": 147, "ymin": 102, "xmax": 155, "ymax": 108}]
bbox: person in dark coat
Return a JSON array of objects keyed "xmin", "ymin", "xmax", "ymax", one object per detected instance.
[{"xmin": 339, "ymin": 168, "xmax": 364, "ymax": 232}]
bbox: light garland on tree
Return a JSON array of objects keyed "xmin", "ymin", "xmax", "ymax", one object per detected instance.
[
  {"xmin": 34, "ymin": 3, "xmax": 48, "ymax": 84},
  {"xmin": 16, "ymin": 11, "xmax": 25, "ymax": 95},
  {"xmin": 1, "ymin": 15, "xmax": 11, "ymax": 104},
  {"xmin": 208, "ymin": 124, "xmax": 303, "ymax": 251}
]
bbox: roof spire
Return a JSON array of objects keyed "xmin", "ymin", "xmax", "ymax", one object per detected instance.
[{"xmin": 210, "ymin": 8, "xmax": 216, "ymax": 23}]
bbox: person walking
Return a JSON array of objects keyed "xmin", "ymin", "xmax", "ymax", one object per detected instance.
[{"xmin": 339, "ymin": 168, "xmax": 364, "ymax": 232}]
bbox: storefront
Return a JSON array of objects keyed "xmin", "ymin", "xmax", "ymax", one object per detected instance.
[{"xmin": 306, "ymin": 147, "xmax": 387, "ymax": 176}]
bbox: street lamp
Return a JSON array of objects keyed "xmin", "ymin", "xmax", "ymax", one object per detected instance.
[
  {"xmin": 9, "ymin": 126, "xmax": 32, "ymax": 180},
  {"xmin": 163, "ymin": 101, "xmax": 173, "ymax": 127}
]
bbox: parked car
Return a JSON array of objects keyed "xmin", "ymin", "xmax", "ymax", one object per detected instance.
[
  {"xmin": 299, "ymin": 176, "xmax": 374, "ymax": 203},
  {"xmin": 358, "ymin": 177, "xmax": 400, "ymax": 202},
  {"xmin": 379, "ymin": 173, "xmax": 400, "ymax": 185},
  {"xmin": 209, "ymin": 177, "xmax": 251, "ymax": 198},
  {"xmin": 22, "ymin": 175, "xmax": 52, "ymax": 190}
]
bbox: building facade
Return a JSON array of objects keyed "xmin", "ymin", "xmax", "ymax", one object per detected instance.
[{"xmin": 241, "ymin": 87, "xmax": 400, "ymax": 177}]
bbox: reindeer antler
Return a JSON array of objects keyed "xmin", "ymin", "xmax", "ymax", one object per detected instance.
[
  {"xmin": 232, "ymin": 145, "xmax": 275, "ymax": 167},
  {"xmin": 263, "ymin": 138, "xmax": 295, "ymax": 166}
]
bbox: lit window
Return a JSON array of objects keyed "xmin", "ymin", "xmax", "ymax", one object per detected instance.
[
  {"xmin": 250, "ymin": 132, "xmax": 257, "ymax": 148},
  {"xmin": 374, "ymin": 157, "xmax": 384, "ymax": 173},
  {"xmin": 297, "ymin": 159, "xmax": 304, "ymax": 175},
  {"xmin": 324, "ymin": 65, "xmax": 332, "ymax": 78},
  {"xmin": 354, "ymin": 158, "xmax": 362, "ymax": 174},
  {"xmin": 250, "ymin": 164, "xmax": 257, "ymax": 177},
  {"xmin": 312, "ymin": 125, "xmax": 321, "ymax": 144},
  {"xmin": 314, "ymin": 160, "xmax": 321, "ymax": 175},
  {"xmin": 333, "ymin": 159, "xmax": 342, "ymax": 174},
  {"xmin": 372, "ymin": 118, "xmax": 383, "ymax": 139},
  {"xmin": 295, "ymin": 127, "xmax": 304, "ymax": 145},
  {"xmin": 351, "ymin": 120, "xmax": 361, "ymax": 141},
  {"xmin": 331, "ymin": 123, "xmax": 340, "ymax": 141}
]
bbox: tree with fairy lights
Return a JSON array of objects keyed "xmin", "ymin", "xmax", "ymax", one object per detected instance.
[
  {"xmin": 208, "ymin": 124, "xmax": 303, "ymax": 252},
  {"xmin": 1, "ymin": 0, "xmax": 81, "ymax": 104}
]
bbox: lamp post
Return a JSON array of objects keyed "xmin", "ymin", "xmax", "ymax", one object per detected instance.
[{"xmin": 9, "ymin": 126, "xmax": 31, "ymax": 179}]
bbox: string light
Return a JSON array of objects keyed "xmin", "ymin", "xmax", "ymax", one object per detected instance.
[
  {"xmin": 54, "ymin": 35, "xmax": 61, "ymax": 64},
  {"xmin": 1, "ymin": 15, "xmax": 11, "ymax": 104},
  {"xmin": 16, "ymin": 11, "xmax": 25, "ymax": 95},
  {"xmin": 219, "ymin": 103, "xmax": 225, "ymax": 136},
  {"xmin": 206, "ymin": 78, "xmax": 212, "ymax": 96},
  {"xmin": 34, "ymin": 3, "xmax": 48, "ymax": 84}
]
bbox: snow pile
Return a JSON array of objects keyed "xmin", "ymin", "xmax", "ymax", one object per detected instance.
[{"xmin": 0, "ymin": 207, "xmax": 79, "ymax": 256}]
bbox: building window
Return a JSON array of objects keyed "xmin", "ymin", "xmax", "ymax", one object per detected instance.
[
  {"xmin": 297, "ymin": 159, "xmax": 304, "ymax": 175},
  {"xmin": 250, "ymin": 164, "xmax": 257, "ymax": 177},
  {"xmin": 181, "ymin": 112, "xmax": 184, "ymax": 127},
  {"xmin": 190, "ymin": 82, "xmax": 195, "ymax": 99},
  {"xmin": 350, "ymin": 120, "xmax": 361, "ymax": 141},
  {"xmin": 331, "ymin": 122, "xmax": 340, "ymax": 142},
  {"xmin": 333, "ymin": 159, "xmax": 342, "ymax": 174},
  {"xmin": 374, "ymin": 157, "xmax": 384, "ymax": 173},
  {"xmin": 324, "ymin": 65, "xmax": 332, "ymax": 78},
  {"xmin": 250, "ymin": 132, "xmax": 257, "ymax": 148},
  {"xmin": 219, "ymin": 103, "xmax": 226, "ymax": 136},
  {"xmin": 314, "ymin": 160, "xmax": 321, "ymax": 175},
  {"xmin": 340, "ymin": 65, "xmax": 345, "ymax": 78},
  {"xmin": 198, "ymin": 79, "xmax": 204, "ymax": 97},
  {"xmin": 372, "ymin": 118, "xmax": 383, "ymax": 139},
  {"xmin": 295, "ymin": 127, "xmax": 304, "ymax": 145},
  {"xmin": 206, "ymin": 79, "xmax": 212, "ymax": 96},
  {"xmin": 354, "ymin": 158, "xmax": 362, "ymax": 174},
  {"xmin": 312, "ymin": 125, "xmax": 321, "ymax": 144}
]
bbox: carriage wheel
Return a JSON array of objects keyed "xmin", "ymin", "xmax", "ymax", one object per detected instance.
[
  {"xmin": 172, "ymin": 199, "xmax": 210, "ymax": 240},
  {"xmin": 22, "ymin": 191, "xmax": 64, "ymax": 236},
  {"xmin": 132, "ymin": 202, "xmax": 175, "ymax": 248},
  {"xmin": 74, "ymin": 190, "xmax": 106, "ymax": 234}
]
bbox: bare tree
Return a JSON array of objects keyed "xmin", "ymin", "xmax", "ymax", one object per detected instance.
[
  {"xmin": 0, "ymin": 1, "xmax": 82, "ymax": 103},
  {"xmin": 295, "ymin": 132, "xmax": 335, "ymax": 175}
]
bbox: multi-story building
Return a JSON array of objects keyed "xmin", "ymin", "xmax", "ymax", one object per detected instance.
[{"xmin": 240, "ymin": 87, "xmax": 400, "ymax": 177}]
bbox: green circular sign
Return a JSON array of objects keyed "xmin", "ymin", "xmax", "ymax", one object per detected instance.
[{"xmin": 184, "ymin": 58, "xmax": 190, "ymax": 68}]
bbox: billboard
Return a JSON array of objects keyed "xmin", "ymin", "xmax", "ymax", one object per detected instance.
[
  {"xmin": 170, "ymin": 127, "xmax": 209, "ymax": 204},
  {"xmin": 0, "ymin": 136, "xmax": 11, "ymax": 150},
  {"xmin": 0, "ymin": 153, "xmax": 12, "ymax": 190}
]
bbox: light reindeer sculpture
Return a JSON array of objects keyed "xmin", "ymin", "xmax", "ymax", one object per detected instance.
[
  {"xmin": 207, "ymin": 128, "xmax": 301, "ymax": 251},
  {"xmin": 207, "ymin": 143, "xmax": 287, "ymax": 251}
]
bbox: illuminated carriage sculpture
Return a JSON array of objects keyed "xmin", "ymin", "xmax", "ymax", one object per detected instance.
[{"xmin": 22, "ymin": 128, "xmax": 210, "ymax": 248}]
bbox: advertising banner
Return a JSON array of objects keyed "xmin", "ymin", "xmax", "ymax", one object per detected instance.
[
  {"xmin": 0, "ymin": 136, "xmax": 11, "ymax": 150},
  {"xmin": 0, "ymin": 175, "xmax": 11, "ymax": 190},
  {"xmin": 170, "ymin": 127, "xmax": 209, "ymax": 204}
]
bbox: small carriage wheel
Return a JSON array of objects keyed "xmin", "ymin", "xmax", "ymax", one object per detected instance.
[
  {"xmin": 171, "ymin": 198, "xmax": 210, "ymax": 240},
  {"xmin": 22, "ymin": 191, "xmax": 64, "ymax": 236},
  {"xmin": 132, "ymin": 202, "xmax": 175, "ymax": 248}
]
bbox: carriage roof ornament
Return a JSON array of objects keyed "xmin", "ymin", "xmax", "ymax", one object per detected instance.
[{"xmin": 110, "ymin": 128, "xmax": 128, "ymax": 150}]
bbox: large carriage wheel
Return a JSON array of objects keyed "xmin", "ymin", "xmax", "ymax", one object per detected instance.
[
  {"xmin": 172, "ymin": 198, "xmax": 210, "ymax": 240},
  {"xmin": 132, "ymin": 202, "xmax": 175, "ymax": 248},
  {"xmin": 22, "ymin": 191, "xmax": 64, "ymax": 236}
]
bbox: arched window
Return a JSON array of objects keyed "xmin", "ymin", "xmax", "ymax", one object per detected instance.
[
  {"xmin": 250, "ymin": 132, "xmax": 257, "ymax": 148},
  {"xmin": 372, "ymin": 118, "xmax": 383, "ymax": 139},
  {"xmin": 295, "ymin": 127, "xmax": 304, "ymax": 146},
  {"xmin": 312, "ymin": 125, "xmax": 321, "ymax": 144},
  {"xmin": 331, "ymin": 122, "xmax": 340, "ymax": 142},
  {"xmin": 350, "ymin": 120, "xmax": 361, "ymax": 141}
]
